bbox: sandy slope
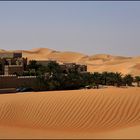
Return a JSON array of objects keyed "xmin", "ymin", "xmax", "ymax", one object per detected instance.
[
  {"xmin": 0, "ymin": 88, "xmax": 140, "ymax": 139},
  {"xmin": 1, "ymin": 48, "xmax": 140, "ymax": 76},
  {"xmin": 22, "ymin": 48, "xmax": 140, "ymax": 76}
]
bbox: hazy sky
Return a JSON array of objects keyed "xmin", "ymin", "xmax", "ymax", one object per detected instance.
[{"xmin": 0, "ymin": 2, "xmax": 140, "ymax": 56}]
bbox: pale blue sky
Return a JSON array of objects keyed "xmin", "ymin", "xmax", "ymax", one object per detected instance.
[{"xmin": 0, "ymin": 2, "xmax": 140, "ymax": 56}]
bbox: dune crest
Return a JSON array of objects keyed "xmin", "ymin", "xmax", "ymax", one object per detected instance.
[{"xmin": 0, "ymin": 48, "xmax": 140, "ymax": 75}]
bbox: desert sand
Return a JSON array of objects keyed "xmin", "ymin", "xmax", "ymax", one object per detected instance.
[
  {"xmin": 0, "ymin": 48, "xmax": 140, "ymax": 138},
  {"xmin": 0, "ymin": 87, "xmax": 140, "ymax": 139},
  {"xmin": 1, "ymin": 47, "xmax": 140, "ymax": 76},
  {"xmin": 22, "ymin": 48, "xmax": 140, "ymax": 76}
]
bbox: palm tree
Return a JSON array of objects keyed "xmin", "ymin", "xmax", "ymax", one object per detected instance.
[
  {"xmin": 135, "ymin": 76, "xmax": 140, "ymax": 87},
  {"xmin": 46, "ymin": 61, "xmax": 62, "ymax": 75},
  {"xmin": 81, "ymin": 72, "xmax": 93, "ymax": 86},
  {"xmin": 113, "ymin": 72, "xmax": 123, "ymax": 87},
  {"xmin": 101, "ymin": 71, "xmax": 108, "ymax": 85},
  {"xmin": 27, "ymin": 60, "xmax": 39, "ymax": 71},
  {"xmin": 123, "ymin": 74, "xmax": 134, "ymax": 86},
  {"xmin": 92, "ymin": 72, "xmax": 102, "ymax": 88},
  {"xmin": 106, "ymin": 72, "xmax": 116, "ymax": 86}
]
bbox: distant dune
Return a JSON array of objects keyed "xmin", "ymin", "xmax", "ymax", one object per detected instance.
[
  {"xmin": 1, "ymin": 47, "xmax": 140, "ymax": 76},
  {"xmin": 0, "ymin": 49, "xmax": 6, "ymax": 52},
  {"xmin": 0, "ymin": 88, "xmax": 140, "ymax": 139}
]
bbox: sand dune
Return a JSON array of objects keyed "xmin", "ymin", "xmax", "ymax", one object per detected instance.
[
  {"xmin": 22, "ymin": 48, "xmax": 86, "ymax": 62},
  {"xmin": 0, "ymin": 48, "xmax": 139, "ymax": 138},
  {"xmin": 0, "ymin": 88, "xmax": 140, "ymax": 139},
  {"xmin": 0, "ymin": 49, "xmax": 6, "ymax": 52},
  {"xmin": 1, "ymin": 47, "xmax": 140, "ymax": 76}
]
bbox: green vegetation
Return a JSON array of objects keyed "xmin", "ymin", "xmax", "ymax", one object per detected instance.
[
  {"xmin": 135, "ymin": 76, "xmax": 140, "ymax": 87},
  {"xmin": 123, "ymin": 74, "xmax": 134, "ymax": 86},
  {"xmin": 22, "ymin": 60, "xmax": 140, "ymax": 91},
  {"xmin": 22, "ymin": 60, "xmax": 47, "ymax": 76}
]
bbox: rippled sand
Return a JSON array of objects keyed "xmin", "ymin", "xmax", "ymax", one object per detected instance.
[{"xmin": 0, "ymin": 87, "xmax": 140, "ymax": 139}]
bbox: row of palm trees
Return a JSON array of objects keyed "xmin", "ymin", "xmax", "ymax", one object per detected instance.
[
  {"xmin": 91, "ymin": 72, "xmax": 138, "ymax": 88},
  {"xmin": 24, "ymin": 60, "xmax": 140, "ymax": 91}
]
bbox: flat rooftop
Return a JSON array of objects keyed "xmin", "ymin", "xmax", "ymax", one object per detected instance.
[{"xmin": 0, "ymin": 52, "xmax": 22, "ymax": 58}]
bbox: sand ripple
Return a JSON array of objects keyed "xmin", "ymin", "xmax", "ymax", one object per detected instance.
[{"xmin": 0, "ymin": 88, "xmax": 140, "ymax": 133}]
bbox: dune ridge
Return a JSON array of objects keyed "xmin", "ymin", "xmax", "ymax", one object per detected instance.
[{"xmin": 1, "ymin": 47, "xmax": 140, "ymax": 76}]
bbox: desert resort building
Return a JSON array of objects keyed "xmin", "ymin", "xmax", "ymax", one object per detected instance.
[
  {"xmin": 0, "ymin": 52, "xmax": 27, "ymax": 75},
  {"xmin": 0, "ymin": 52, "xmax": 87, "ymax": 90}
]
